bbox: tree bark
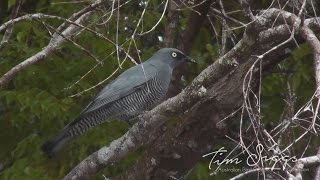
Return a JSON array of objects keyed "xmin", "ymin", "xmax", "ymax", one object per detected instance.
[{"xmin": 65, "ymin": 8, "xmax": 308, "ymax": 180}]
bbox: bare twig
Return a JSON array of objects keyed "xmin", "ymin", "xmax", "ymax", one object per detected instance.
[
  {"xmin": 0, "ymin": 11, "xmax": 94, "ymax": 88},
  {"xmin": 139, "ymin": 0, "xmax": 169, "ymax": 35},
  {"xmin": 0, "ymin": 9, "xmax": 138, "ymax": 88},
  {"xmin": 0, "ymin": 0, "xmax": 22, "ymax": 51},
  {"xmin": 64, "ymin": 8, "xmax": 302, "ymax": 177},
  {"xmin": 300, "ymin": 19, "xmax": 320, "ymax": 134},
  {"xmin": 64, "ymin": 79, "xmax": 208, "ymax": 179},
  {"xmin": 238, "ymin": 0, "xmax": 255, "ymax": 20},
  {"xmin": 218, "ymin": 0, "xmax": 227, "ymax": 56}
]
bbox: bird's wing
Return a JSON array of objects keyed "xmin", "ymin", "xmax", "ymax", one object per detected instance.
[{"xmin": 80, "ymin": 63, "xmax": 158, "ymax": 115}]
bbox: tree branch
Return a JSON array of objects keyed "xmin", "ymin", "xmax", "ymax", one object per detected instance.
[
  {"xmin": 0, "ymin": 11, "xmax": 93, "ymax": 88},
  {"xmin": 314, "ymin": 147, "xmax": 320, "ymax": 180},
  {"xmin": 0, "ymin": 0, "xmax": 22, "ymax": 51},
  {"xmin": 167, "ymin": 0, "xmax": 214, "ymax": 98},
  {"xmin": 64, "ymin": 69, "xmax": 208, "ymax": 180},
  {"xmin": 65, "ymin": 8, "xmax": 306, "ymax": 179},
  {"xmin": 291, "ymin": 153, "xmax": 320, "ymax": 179},
  {"xmin": 300, "ymin": 18, "xmax": 320, "ymax": 133},
  {"xmin": 0, "ymin": 0, "xmax": 112, "ymax": 88}
]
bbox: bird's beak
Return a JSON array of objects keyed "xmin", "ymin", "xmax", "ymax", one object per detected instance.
[{"xmin": 184, "ymin": 56, "xmax": 196, "ymax": 63}]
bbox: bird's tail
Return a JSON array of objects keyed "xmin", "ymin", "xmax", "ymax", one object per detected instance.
[{"xmin": 41, "ymin": 127, "xmax": 72, "ymax": 158}]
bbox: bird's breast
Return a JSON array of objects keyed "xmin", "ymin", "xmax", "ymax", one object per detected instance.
[{"xmin": 111, "ymin": 74, "xmax": 168, "ymax": 119}]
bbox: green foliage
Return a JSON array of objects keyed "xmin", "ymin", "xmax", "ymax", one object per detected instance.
[
  {"xmin": 261, "ymin": 44, "xmax": 314, "ymax": 124},
  {"xmin": 187, "ymin": 163, "xmax": 211, "ymax": 180},
  {"xmin": 2, "ymin": 134, "xmax": 47, "ymax": 180},
  {"xmin": 0, "ymin": 0, "xmax": 318, "ymax": 179},
  {"xmin": 7, "ymin": 0, "xmax": 16, "ymax": 9},
  {"xmin": 0, "ymin": 1, "xmax": 176, "ymax": 179}
]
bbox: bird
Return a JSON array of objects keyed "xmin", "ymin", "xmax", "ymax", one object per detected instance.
[{"xmin": 41, "ymin": 48, "xmax": 195, "ymax": 157}]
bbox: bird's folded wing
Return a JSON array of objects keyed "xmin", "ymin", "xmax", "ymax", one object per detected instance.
[{"xmin": 80, "ymin": 63, "xmax": 158, "ymax": 115}]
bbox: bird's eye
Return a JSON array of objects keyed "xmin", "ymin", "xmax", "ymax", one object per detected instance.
[{"xmin": 171, "ymin": 52, "xmax": 177, "ymax": 57}]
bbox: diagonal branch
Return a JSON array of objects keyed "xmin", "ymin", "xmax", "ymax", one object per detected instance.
[
  {"xmin": 65, "ymin": 8, "xmax": 306, "ymax": 179},
  {"xmin": 0, "ymin": 0, "xmax": 22, "ymax": 51},
  {"xmin": 64, "ymin": 78, "xmax": 208, "ymax": 180},
  {"xmin": 0, "ymin": 11, "xmax": 94, "ymax": 88},
  {"xmin": 0, "ymin": 0, "xmax": 112, "ymax": 88},
  {"xmin": 300, "ymin": 19, "xmax": 320, "ymax": 134}
]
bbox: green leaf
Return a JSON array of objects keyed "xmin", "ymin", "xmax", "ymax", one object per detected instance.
[
  {"xmin": 16, "ymin": 32, "xmax": 26, "ymax": 44},
  {"xmin": 8, "ymin": 0, "xmax": 16, "ymax": 9}
]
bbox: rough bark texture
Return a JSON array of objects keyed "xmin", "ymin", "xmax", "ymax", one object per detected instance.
[
  {"xmin": 3, "ymin": 0, "xmax": 319, "ymax": 178},
  {"xmin": 115, "ymin": 9, "xmax": 300, "ymax": 179},
  {"xmin": 167, "ymin": 0, "xmax": 214, "ymax": 98},
  {"xmin": 64, "ymin": 7, "xmax": 312, "ymax": 179}
]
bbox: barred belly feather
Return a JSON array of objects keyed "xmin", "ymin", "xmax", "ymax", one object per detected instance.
[
  {"xmin": 67, "ymin": 75, "xmax": 165, "ymax": 138},
  {"xmin": 41, "ymin": 47, "xmax": 190, "ymax": 157}
]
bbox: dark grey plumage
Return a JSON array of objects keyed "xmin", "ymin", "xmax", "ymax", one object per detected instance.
[{"xmin": 41, "ymin": 48, "xmax": 194, "ymax": 157}]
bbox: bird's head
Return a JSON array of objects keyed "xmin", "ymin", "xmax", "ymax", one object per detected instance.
[{"xmin": 150, "ymin": 48, "xmax": 196, "ymax": 68}]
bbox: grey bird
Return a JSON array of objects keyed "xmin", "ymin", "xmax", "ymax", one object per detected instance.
[{"xmin": 41, "ymin": 48, "xmax": 195, "ymax": 157}]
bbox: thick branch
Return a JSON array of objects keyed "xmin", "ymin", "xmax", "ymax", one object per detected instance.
[
  {"xmin": 164, "ymin": 0, "xmax": 180, "ymax": 47},
  {"xmin": 291, "ymin": 154, "xmax": 320, "ymax": 179},
  {"xmin": 300, "ymin": 19, "xmax": 320, "ymax": 134},
  {"xmin": 65, "ymin": 14, "xmax": 260, "ymax": 180},
  {"xmin": 64, "ymin": 74, "xmax": 208, "ymax": 180},
  {"xmin": 66, "ymin": 8, "xmax": 309, "ymax": 180},
  {"xmin": 300, "ymin": 21, "xmax": 320, "ymax": 94},
  {"xmin": 167, "ymin": 0, "xmax": 213, "ymax": 97},
  {"xmin": 116, "ymin": 9, "xmax": 304, "ymax": 179}
]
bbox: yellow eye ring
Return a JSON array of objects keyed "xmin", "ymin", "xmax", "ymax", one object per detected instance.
[{"xmin": 171, "ymin": 52, "xmax": 177, "ymax": 57}]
